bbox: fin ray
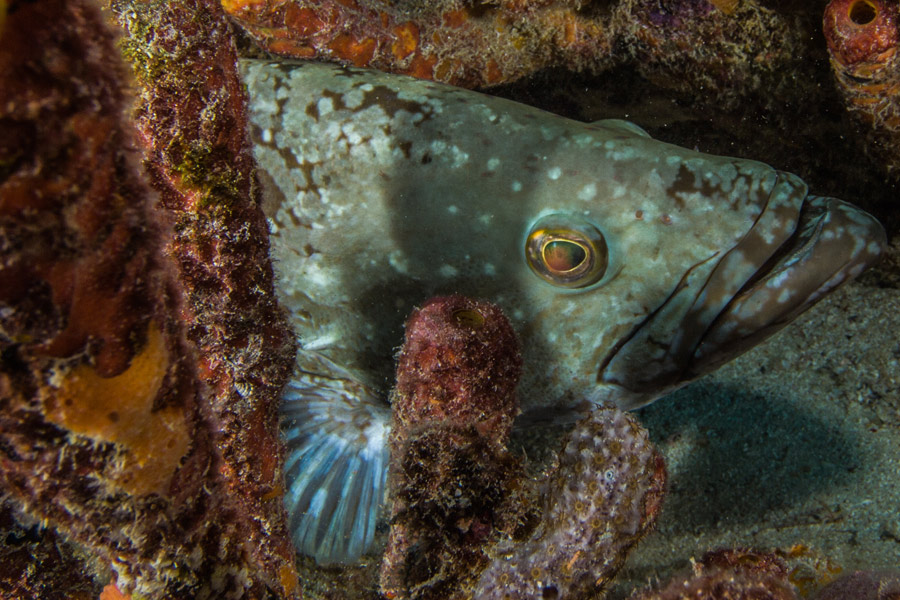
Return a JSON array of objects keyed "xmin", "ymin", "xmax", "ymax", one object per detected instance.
[{"xmin": 280, "ymin": 350, "xmax": 391, "ymax": 564}]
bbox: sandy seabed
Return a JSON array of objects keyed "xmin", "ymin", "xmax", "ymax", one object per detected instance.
[{"xmin": 610, "ymin": 247, "xmax": 900, "ymax": 596}]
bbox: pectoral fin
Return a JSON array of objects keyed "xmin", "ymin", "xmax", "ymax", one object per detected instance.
[{"xmin": 281, "ymin": 351, "xmax": 391, "ymax": 564}]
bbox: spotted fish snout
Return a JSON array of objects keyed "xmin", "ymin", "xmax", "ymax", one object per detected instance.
[
  {"xmin": 689, "ymin": 194, "xmax": 885, "ymax": 370},
  {"xmin": 599, "ymin": 172, "xmax": 886, "ymax": 409}
]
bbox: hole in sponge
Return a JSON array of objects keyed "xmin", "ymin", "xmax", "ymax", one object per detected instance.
[
  {"xmin": 849, "ymin": 0, "xmax": 878, "ymax": 25},
  {"xmin": 452, "ymin": 309, "xmax": 485, "ymax": 328}
]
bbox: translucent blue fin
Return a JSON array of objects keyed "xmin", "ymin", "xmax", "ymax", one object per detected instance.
[{"xmin": 280, "ymin": 351, "xmax": 391, "ymax": 564}]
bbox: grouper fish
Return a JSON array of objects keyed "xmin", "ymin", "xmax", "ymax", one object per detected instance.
[{"xmin": 240, "ymin": 60, "xmax": 886, "ymax": 565}]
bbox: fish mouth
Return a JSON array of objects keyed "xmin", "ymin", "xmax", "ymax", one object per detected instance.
[
  {"xmin": 687, "ymin": 193, "xmax": 885, "ymax": 376},
  {"xmin": 599, "ymin": 172, "xmax": 886, "ymax": 409}
]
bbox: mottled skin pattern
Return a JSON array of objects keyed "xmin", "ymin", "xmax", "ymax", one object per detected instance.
[
  {"xmin": 239, "ymin": 59, "xmax": 885, "ymax": 564},
  {"xmin": 244, "ymin": 59, "xmax": 882, "ymax": 410}
]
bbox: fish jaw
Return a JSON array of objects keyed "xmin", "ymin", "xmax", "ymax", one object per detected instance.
[
  {"xmin": 688, "ymin": 194, "xmax": 886, "ymax": 372},
  {"xmin": 597, "ymin": 174, "xmax": 886, "ymax": 410}
]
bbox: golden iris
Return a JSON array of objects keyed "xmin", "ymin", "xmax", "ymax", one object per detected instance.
[
  {"xmin": 543, "ymin": 240, "xmax": 587, "ymax": 272},
  {"xmin": 525, "ymin": 215, "xmax": 608, "ymax": 288}
]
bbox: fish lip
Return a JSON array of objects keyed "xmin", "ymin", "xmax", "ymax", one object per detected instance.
[
  {"xmin": 598, "ymin": 174, "xmax": 886, "ymax": 409},
  {"xmin": 686, "ymin": 194, "xmax": 886, "ymax": 377}
]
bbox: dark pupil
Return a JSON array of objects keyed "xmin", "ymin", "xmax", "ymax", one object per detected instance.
[{"xmin": 543, "ymin": 240, "xmax": 586, "ymax": 272}]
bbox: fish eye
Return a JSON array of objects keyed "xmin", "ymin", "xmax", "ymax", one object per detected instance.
[{"xmin": 525, "ymin": 214, "xmax": 608, "ymax": 288}]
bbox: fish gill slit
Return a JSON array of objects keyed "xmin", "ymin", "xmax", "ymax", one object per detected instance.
[{"xmin": 595, "ymin": 252, "xmax": 720, "ymax": 384}]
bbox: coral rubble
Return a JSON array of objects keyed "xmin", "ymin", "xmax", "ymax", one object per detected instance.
[
  {"xmin": 224, "ymin": 0, "xmax": 615, "ymax": 88},
  {"xmin": 0, "ymin": 0, "xmax": 298, "ymax": 597},
  {"xmin": 630, "ymin": 549, "xmax": 799, "ymax": 600},
  {"xmin": 222, "ymin": 0, "xmax": 802, "ymax": 108},
  {"xmin": 824, "ymin": 0, "xmax": 900, "ymax": 175},
  {"xmin": 810, "ymin": 570, "xmax": 900, "ymax": 600},
  {"xmin": 380, "ymin": 295, "xmax": 666, "ymax": 600}
]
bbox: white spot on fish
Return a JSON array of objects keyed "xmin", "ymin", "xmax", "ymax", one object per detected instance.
[
  {"xmin": 851, "ymin": 233, "xmax": 865, "ymax": 257},
  {"xmin": 303, "ymin": 260, "xmax": 334, "ymax": 288},
  {"xmin": 484, "ymin": 263, "xmax": 496, "ymax": 276},
  {"xmin": 768, "ymin": 270, "xmax": 791, "ymax": 289},
  {"xmin": 573, "ymin": 134, "xmax": 593, "ymax": 147},
  {"xmin": 487, "ymin": 157, "xmax": 501, "ymax": 171},
  {"xmin": 389, "ymin": 251, "xmax": 409, "ymax": 274},
  {"xmin": 317, "ymin": 97, "xmax": 334, "ymax": 117},
  {"xmin": 447, "ymin": 205, "xmax": 459, "ymax": 214},
  {"xmin": 262, "ymin": 128, "xmax": 273, "ymax": 143},
  {"xmin": 511, "ymin": 180, "xmax": 522, "ymax": 192},
  {"xmin": 342, "ymin": 122, "xmax": 364, "ymax": 146},
  {"xmin": 450, "ymin": 146, "xmax": 470, "ymax": 168},
  {"xmin": 478, "ymin": 213, "xmax": 493, "ymax": 226},
  {"xmin": 439, "ymin": 264, "xmax": 458, "ymax": 277},
  {"xmin": 605, "ymin": 145, "xmax": 638, "ymax": 160},
  {"xmin": 578, "ymin": 183, "xmax": 597, "ymax": 201},
  {"xmin": 430, "ymin": 140, "xmax": 470, "ymax": 168},
  {"xmin": 548, "ymin": 166, "xmax": 562, "ymax": 180}
]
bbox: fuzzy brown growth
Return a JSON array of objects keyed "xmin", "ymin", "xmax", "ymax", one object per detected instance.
[
  {"xmin": 0, "ymin": 0, "xmax": 299, "ymax": 597},
  {"xmin": 392, "ymin": 295, "xmax": 522, "ymax": 445},
  {"xmin": 0, "ymin": 0, "xmax": 158, "ymax": 377},
  {"xmin": 110, "ymin": 0, "xmax": 300, "ymax": 595},
  {"xmin": 631, "ymin": 549, "xmax": 799, "ymax": 600},
  {"xmin": 614, "ymin": 0, "xmax": 803, "ymax": 111},
  {"xmin": 222, "ymin": 0, "xmax": 802, "ymax": 111},
  {"xmin": 382, "ymin": 426, "xmax": 526, "ymax": 600},
  {"xmin": 382, "ymin": 295, "xmax": 525, "ymax": 600},
  {"xmin": 224, "ymin": 0, "xmax": 615, "ymax": 87},
  {"xmin": 0, "ymin": 500, "xmax": 101, "ymax": 600},
  {"xmin": 0, "ymin": 0, "xmax": 194, "ymax": 546}
]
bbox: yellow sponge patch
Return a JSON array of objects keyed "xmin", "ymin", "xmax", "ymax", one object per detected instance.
[{"xmin": 47, "ymin": 323, "xmax": 190, "ymax": 497}]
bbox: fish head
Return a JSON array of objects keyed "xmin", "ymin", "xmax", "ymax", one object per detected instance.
[{"xmin": 512, "ymin": 122, "xmax": 886, "ymax": 409}]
